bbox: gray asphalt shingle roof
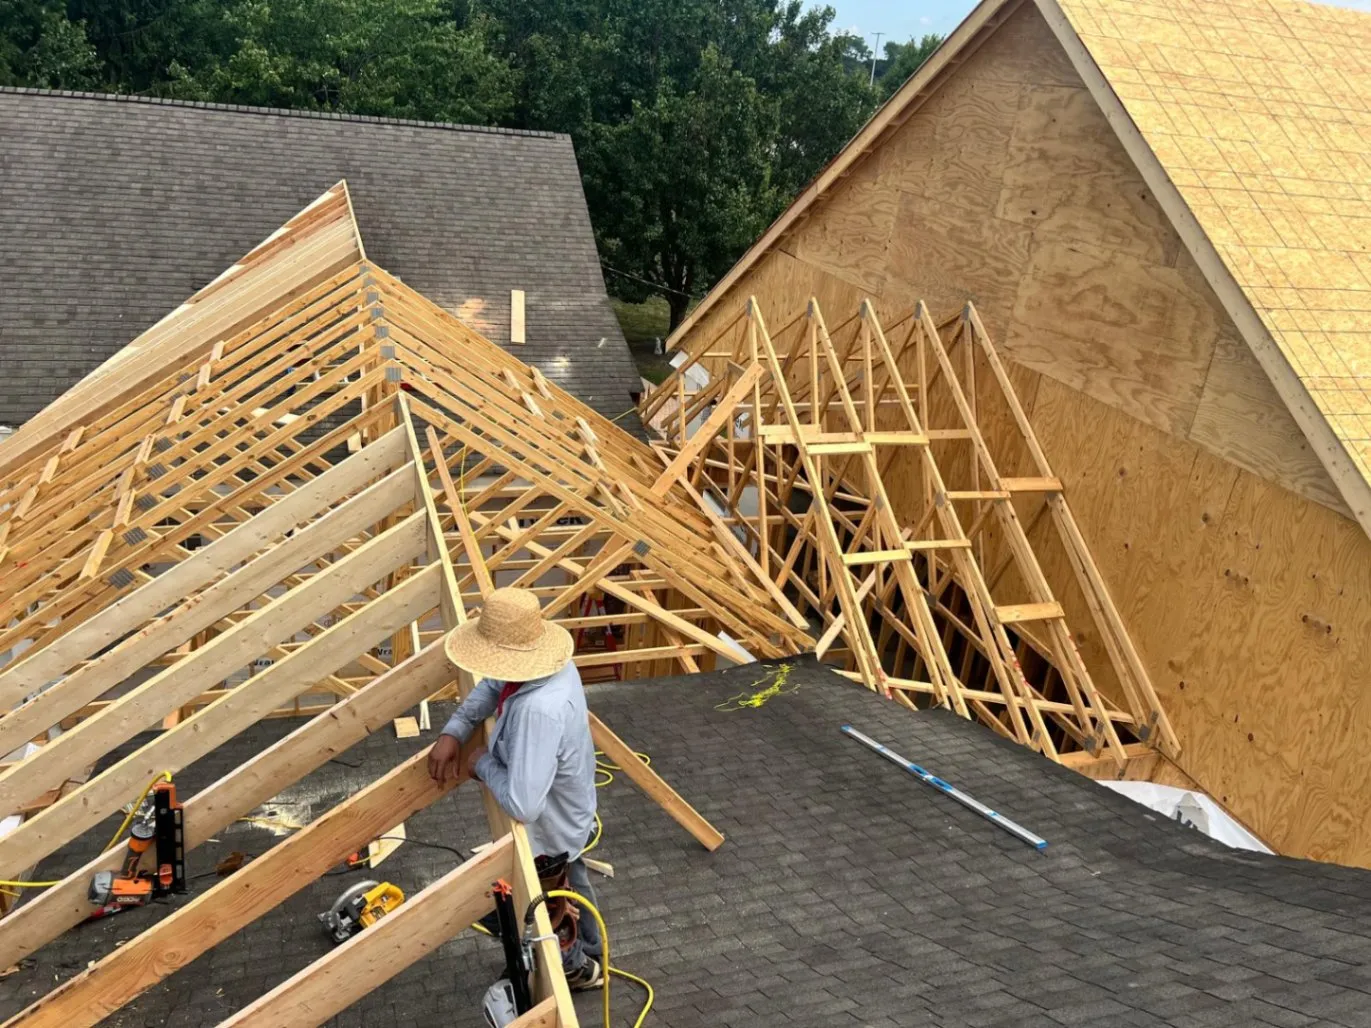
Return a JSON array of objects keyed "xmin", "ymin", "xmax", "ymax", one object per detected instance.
[
  {"xmin": 0, "ymin": 87, "xmax": 642, "ymax": 428},
  {"xmin": 7, "ymin": 658, "xmax": 1371, "ymax": 1026}
]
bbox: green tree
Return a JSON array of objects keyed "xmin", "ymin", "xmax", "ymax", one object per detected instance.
[
  {"xmin": 758, "ymin": 8, "xmax": 879, "ymax": 200},
  {"xmin": 479, "ymin": 0, "xmax": 877, "ymax": 329},
  {"xmin": 0, "ymin": 0, "xmax": 100, "ymax": 87},
  {"xmin": 63, "ymin": 0, "xmax": 227, "ymax": 91},
  {"xmin": 160, "ymin": 0, "xmax": 517, "ymax": 123},
  {"xmin": 878, "ymin": 33, "xmax": 943, "ymax": 100},
  {"xmin": 586, "ymin": 43, "xmax": 780, "ymax": 329},
  {"xmin": 0, "ymin": 0, "xmax": 881, "ymax": 328}
]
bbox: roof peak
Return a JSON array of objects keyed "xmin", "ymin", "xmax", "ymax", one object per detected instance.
[{"xmin": 0, "ymin": 85, "xmax": 563, "ymax": 140}]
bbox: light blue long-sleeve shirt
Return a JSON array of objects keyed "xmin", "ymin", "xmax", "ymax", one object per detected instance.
[{"xmin": 440, "ymin": 661, "xmax": 597, "ymax": 860}]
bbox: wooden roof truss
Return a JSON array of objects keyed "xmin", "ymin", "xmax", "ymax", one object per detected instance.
[
  {"xmin": 643, "ymin": 295, "xmax": 1178, "ymax": 766},
  {"xmin": 0, "ymin": 228, "xmax": 793, "ymax": 1024}
]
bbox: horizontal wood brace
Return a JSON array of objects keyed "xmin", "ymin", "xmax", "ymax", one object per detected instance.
[
  {"xmin": 863, "ymin": 432, "xmax": 928, "ymax": 446},
  {"xmin": 995, "ymin": 602, "xmax": 1066, "ymax": 624},
  {"xmin": 882, "ymin": 679, "xmax": 1130, "ymax": 721},
  {"xmin": 944, "ymin": 490, "xmax": 1010, "ymax": 501},
  {"xmin": 904, "ymin": 539, "xmax": 972, "ymax": 551},
  {"xmin": 757, "ymin": 426, "xmax": 862, "ymax": 445},
  {"xmin": 574, "ymin": 644, "xmax": 706, "ymax": 667},
  {"xmin": 842, "ymin": 549, "xmax": 912, "ymax": 566},
  {"xmin": 847, "ymin": 672, "xmax": 935, "ymax": 692},
  {"xmin": 808, "ymin": 442, "xmax": 873, "ymax": 456},
  {"xmin": 999, "ymin": 476, "xmax": 1063, "ymax": 493}
]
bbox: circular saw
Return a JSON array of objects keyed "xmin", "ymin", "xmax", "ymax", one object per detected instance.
[{"xmin": 318, "ymin": 879, "xmax": 404, "ymax": 944}]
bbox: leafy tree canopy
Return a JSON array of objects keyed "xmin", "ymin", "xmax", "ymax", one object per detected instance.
[
  {"xmin": 879, "ymin": 33, "xmax": 944, "ymax": 100},
  {"xmin": 0, "ymin": 0, "xmax": 944, "ymax": 328},
  {"xmin": 1, "ymin": 0, "xmax": 99, "ymax": 87}
]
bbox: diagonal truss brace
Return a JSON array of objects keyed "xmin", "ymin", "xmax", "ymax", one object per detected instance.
[{"xmin": 643, "ymin": 294, "xmax": 1179, "ymax": 767}]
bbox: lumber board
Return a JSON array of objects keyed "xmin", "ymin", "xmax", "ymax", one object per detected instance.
[
  {"xmin": 0, "ymin": 367, "xmax": 385, "ymax": 633},
  {"xmin": 507, "ymin": 999, "xmax": 559, "ymax": 1028},
  {"xmin": 0, "ymin": 186, "xmax": 362, "ymax": 480},
  {"xmin": 0, "ymin": 513, "xmax": 428, "ymax": 832},
  {"xmin": 0, "ymin": 459, "xmax": 415, "ymax": 752},
  {"xmin": 0, "ymin": 425, "xmax": 408, "ymax": 700},
  {"xmin": 510, "ymin": 289, "xmax": 526, "ymax": 344},
  {"xmin": 0, "ymin": 641, "xmax": 456, "ymax": 970},
  {"xmin": 588, "ymin": 712, "xmax": 724, "ymax": 851},
  {"xmin": 650, "ymin": 364, "xmax": 764, "ymax": 498},
  {"xmin": 995, "ymin": 601, "xmax": 1065, "ymax": 624},
  {"xmin": 0, "ymin": 566, "xmax": 438, "ymax": 880},
  {"xmin": 216, "ymin": 835, "xmax": 514, "ymax": 1028},
  {"xmin": 0, "ymin": 404, "xmax": 395, "ymax": 662},
  {"xmin": 1, "ymin": 750, "xmax": 464, "ymax": 1028}
]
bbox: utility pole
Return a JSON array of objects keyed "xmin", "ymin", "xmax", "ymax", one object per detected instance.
[{"xmin": 869, "ymin": 31, "xmax": 884, "ymax": 86}]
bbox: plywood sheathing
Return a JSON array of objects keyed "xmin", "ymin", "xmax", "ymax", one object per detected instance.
[
  {"xmin": 661, "ymin": 0, "xmax": 1371, "ymax": 868},
  {"xmin": 672, "ymin": 0, "xmax": 1371, "ymax": 532},
  {"xmin": 1047, "ymin": 0, "xmax": 1371, "ymax": 531}
]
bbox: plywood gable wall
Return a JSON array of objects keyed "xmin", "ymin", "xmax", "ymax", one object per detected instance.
[
  {"xmin": 674, "ymin": 0, "xmax": 1371, "ymax": 869},
  {"xmin": 694, "ymin": 1, "xmax": 1344, "ymax": 517}
]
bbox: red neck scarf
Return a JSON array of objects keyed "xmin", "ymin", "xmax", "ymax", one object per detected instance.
[{"xmin": 496, "ymin": 681, "xmax": 522, "ymax": 717}]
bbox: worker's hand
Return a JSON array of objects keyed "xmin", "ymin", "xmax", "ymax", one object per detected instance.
[
  {"xmin": 464, "ymin": 744, "xmax": 488, "ymax": 782},
  {"xmin": 427, "ymin": 734, "xmax": 463, "ymax": 783}
]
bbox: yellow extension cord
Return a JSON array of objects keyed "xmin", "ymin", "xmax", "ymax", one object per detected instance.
[
  {"xmin": 471, "ymin": 748, "xmax": 656, "ymax": 1025},
  {"xmin": 0, "ymin": 881, "xmax": 56, "ymax": 896},
  {"xmin": 548, "ymin": 888, "xmax": 654, "ymax": 1028},
  {"xmin": 0, "ymin": 769, "xmax": 176, "ymax": 896},
  {"xmin": 104, "ymin": 770, "xmax": 174, "ymax": 852},
  {"xmin": 713, "ymin": 662, "xmax": 797, "ymax": 712},
  {"xmin": 472, "ymin": 889, "xmax": 654, "ymax": 1028},
  {"xmin": 4, "ymin": 743, "xmax": 659, "ymax": 1025}
]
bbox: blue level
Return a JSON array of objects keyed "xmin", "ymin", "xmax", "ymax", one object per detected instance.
[{"xmin": 841, "ymin": 724, "xmax": 1047, "ymax": 850}]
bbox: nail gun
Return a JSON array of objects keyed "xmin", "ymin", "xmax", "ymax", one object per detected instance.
[
  {"xmin": 88, "ymin": 780, "xmax": 185, "ymax": 918},
  {"xmin": 482, "ymin": 879, "xmax": 534, "ymax": 1027}
]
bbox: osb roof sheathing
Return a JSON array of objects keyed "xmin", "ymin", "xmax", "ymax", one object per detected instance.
[
  {"xmin": 1054, "ymin": 0, "xmax": 1371, "ymax": 505},
  {"xmin": 670, "ymin": 0, "xmax": 1371, "ymax": 537}
]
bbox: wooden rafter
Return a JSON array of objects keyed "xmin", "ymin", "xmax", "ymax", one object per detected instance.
[
  {"xmin": 0, "ymin": 200, "xmax": 775, "ymax": 1026},
  {"xmin": 642, "ymin": 295, "xmax": 1178, "ymax": 766}
]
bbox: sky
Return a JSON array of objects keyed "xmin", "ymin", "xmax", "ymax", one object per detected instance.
[{"xmin": 818, "ymin": 0, "xmax": 1371, "ymax": 52}]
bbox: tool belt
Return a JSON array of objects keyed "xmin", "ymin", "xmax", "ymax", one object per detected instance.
[{"xmin": 533, "ymin": 852, "xmax": 579, "ymax": 954}]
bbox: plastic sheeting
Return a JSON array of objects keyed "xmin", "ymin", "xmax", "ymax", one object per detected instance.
[{"xmin": 1098, "ymin": 780, "xmax": 1272, "ymax": 853}]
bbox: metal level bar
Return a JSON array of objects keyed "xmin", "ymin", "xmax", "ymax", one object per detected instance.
[{"xmin": 840, "ymin": 724, "xmax": 1047, "ymax": 850}]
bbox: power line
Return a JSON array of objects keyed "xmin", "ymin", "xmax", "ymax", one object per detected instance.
[{"xmin": 599, "ymin": 262, "xmax": 692, "ymax": 298}]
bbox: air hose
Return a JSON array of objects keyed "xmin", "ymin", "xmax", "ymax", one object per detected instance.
[
  {"xmin": 529, "ymin": 888, "xmax": 655, "ymax": 1028},
  {"xmin": 2, "ymin": 769, "xmax": 175, "ymax": 898}
]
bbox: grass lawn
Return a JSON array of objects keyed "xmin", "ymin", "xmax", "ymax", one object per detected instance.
[{"xmin": 612, "ymin": 296, "xmax": 675, "ymax": 384}]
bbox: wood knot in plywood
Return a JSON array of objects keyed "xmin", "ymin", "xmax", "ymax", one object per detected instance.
[{"xmin": 1301, "ymin": 613, "xmax": 1334, "ymax": 636}]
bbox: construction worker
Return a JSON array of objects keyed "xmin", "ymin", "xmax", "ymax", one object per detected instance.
[{"xmin": 428, "ymin": 586, "xmax": 603, "ymax": 990}]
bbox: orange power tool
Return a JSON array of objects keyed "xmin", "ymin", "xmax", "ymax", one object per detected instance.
[{"xmin": 88, "ymin": 781, "xmax": 186, "ymax": 917}]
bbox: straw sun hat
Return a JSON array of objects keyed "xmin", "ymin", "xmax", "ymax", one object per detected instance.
[{"xmin": 444, "ymin": 587, "xmax": 574, "ymax": 682}]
